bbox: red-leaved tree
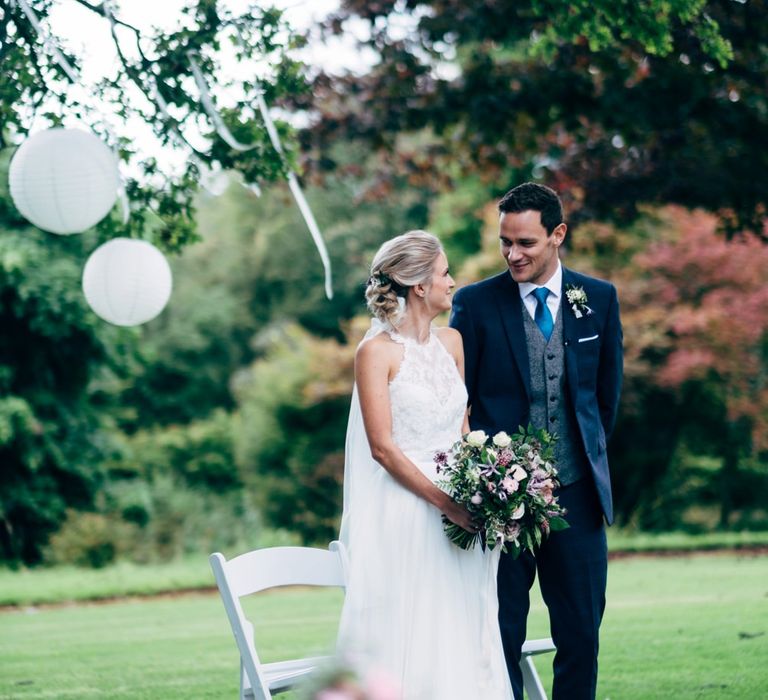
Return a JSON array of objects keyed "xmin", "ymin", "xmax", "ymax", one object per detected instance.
[{"xmin": 628, "ymin": 208, "xmax": 768, "ymax": 526}]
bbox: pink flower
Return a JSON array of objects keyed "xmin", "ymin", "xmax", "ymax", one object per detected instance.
[
  {"xmin": 497, "ymin": 448, "xmax": 513, "ymax": 467},
  {"xmin": 470, "ymin": 492, "xmax": 483, "ymax": 505},
  {"xmin": 364, "ymin": 669, "xmax": 403, "ymax": 700},
  {"xmin": 511, "ymin": 503, "xmax": 525, "ymax": 520},
  {"xmin": 501, "ymin": 476, "xmax": 519, "ymax": 494},
  {"xmin": 316, "ymin": 689, "xmax": 360, "ymax": 700}
]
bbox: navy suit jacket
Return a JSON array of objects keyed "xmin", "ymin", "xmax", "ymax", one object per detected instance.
[{"xmin": 450, "ymin": 267, "xmax": 623, "ymax": 524}]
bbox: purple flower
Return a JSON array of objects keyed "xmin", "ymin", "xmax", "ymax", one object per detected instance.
[
  {"xmin": 433, "ymin": 451, "xmax": 448, "ymax": 473},
  {"xmin": 497, "ymin": 448, "xmax": 513, "ymax": 467}
]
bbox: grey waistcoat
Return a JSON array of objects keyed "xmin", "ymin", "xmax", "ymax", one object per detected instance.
[{"xmin": 522, "ymin": 301, "xmax": 589, "ymax": 486}]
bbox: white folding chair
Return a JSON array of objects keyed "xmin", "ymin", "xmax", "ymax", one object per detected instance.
[
  {"xmin": 211, "ymin": 540, "xmax": 554, "ymax": 699},
  {"xmin": 520, "ymin": 636, "xmax": 557, "ymax": 700},
  {"xmin": 209, "ymin": 541, "xmax": 348, "ymax": 700}
]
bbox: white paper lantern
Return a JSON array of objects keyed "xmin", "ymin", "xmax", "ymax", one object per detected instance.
[
  {"xmin": 82, "ymin": 238, "xmax": 172, "ymax": 326},
  {"xmin": 9, "ymin": 128, "xmax": 120, "ymax": 234}
]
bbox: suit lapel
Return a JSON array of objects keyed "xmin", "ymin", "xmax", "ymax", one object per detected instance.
[
  {"xmin": 494, "ymin": 273, "xmax": 532, "ymax": 402},
  {"xmin": 561, "ymin": 267, "xmax": 580, "ymax": 393}
]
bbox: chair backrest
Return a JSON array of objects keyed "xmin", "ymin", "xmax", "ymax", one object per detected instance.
[{"xmin": 210, "ymin": 541, "xmax": 348, "ymax": 700}]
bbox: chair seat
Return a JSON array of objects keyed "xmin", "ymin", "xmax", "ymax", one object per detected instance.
[
  {"xmin": 521, "ymin": 637, "xmax": 556, "ymax": 656},
  {"xmin": 242, "ymin": 655, "xmax": 332, "ymax": 696},
  {"xmin": 263, "ymin": 656, "xmax": 331, "ymax": 692}
]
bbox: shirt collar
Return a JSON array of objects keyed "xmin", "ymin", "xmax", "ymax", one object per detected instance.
[{"xmin": 518, "ymin": 260, "xmax": 562, "ymax": 300}]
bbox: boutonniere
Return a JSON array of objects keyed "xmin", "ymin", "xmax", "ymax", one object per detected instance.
[{"xmin": 565, "ymin": 284, "xmax": 593, "ymax": 318}]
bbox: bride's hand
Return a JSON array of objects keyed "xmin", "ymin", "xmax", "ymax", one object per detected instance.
[{"xmin": 442, "ymin": 500, "xmax": 481, "ymax": 534}]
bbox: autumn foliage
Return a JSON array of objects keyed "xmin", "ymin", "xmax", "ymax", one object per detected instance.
[{"xmin": 628, "ymin": 209, "xmax": 768, "ymax": 453}]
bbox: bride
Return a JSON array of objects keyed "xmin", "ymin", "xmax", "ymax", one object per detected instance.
[{"xmin": 337, "ymin": 230, "xmax": 512, "ymax": 699}]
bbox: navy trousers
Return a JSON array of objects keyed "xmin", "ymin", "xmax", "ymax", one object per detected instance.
[{"xmin": 497, "ymin": 478, "xmax": 608, "ymax": 700}]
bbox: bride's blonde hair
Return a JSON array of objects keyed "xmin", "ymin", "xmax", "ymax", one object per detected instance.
[{"xmin": 365, "ymin": 230, "xmax": 443, "ymax": 326}]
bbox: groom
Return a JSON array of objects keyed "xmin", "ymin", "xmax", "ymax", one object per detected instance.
[{"xmin": 450, "ymin": 182, "xmax": 623, "ymax": 700}]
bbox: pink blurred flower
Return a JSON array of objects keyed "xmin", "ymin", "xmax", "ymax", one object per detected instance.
[
  {"xmin": 363, "ymin": 669, "xmax": 403, "ymax": 700},
  {"xmin": 316, "ymin": 689, "xmax": 360, "ymax": 700}
]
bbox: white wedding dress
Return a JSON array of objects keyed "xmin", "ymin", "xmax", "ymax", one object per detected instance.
[{"xmin": 337, "ymin": 326, "xmax": 512, "ymax": 699}]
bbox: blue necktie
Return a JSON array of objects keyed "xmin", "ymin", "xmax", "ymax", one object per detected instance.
[{"xmin": 533, "ymin": 287, "xmax": 553, "ymax": 341}]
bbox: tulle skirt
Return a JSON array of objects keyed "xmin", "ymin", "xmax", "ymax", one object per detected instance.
[{"xmin": 337, "ymin": 458, "xmax": 513, "ymax": 700}]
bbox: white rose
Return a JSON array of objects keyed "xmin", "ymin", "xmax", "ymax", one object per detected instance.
[
  {"xmin": 466, "ymin": 430, "xmax": 488, "ymax": 448},
  {"xmin": 492, "ymin": 431, "xmax": 512, "ymax": 448}
]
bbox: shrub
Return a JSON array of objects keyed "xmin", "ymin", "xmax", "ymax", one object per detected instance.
[{"xmin": 45, "ymin": 510, "xmax": 137, "ymax": 568}]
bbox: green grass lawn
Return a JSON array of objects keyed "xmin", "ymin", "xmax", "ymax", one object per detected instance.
[
  {"xmin": 3, "ymin": 530, "xmax": 767, "ymax": 608},
  {"xmin": 1, "ymin": 553, "xmax": 766, "ymax": 699}
]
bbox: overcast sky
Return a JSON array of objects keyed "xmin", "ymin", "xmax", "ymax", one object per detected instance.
[
  {"xmin": 47, "ymin": 0, "xmax": 355, "ymax": 80},
  {"xmin": 25, "ymin": 0, "xmax": 368, "ymax": 180}
]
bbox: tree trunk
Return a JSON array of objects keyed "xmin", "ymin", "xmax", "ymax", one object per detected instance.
[{"xmin": 719, "ymin": 451, "xmax": 739, "ymax": 530}]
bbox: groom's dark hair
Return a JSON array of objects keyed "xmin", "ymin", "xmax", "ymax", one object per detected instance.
[{"xmin": 498, "ymin": 182, "xmax": 564, "ymax": 235}]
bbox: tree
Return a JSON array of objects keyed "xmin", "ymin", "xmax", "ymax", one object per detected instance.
[
  {"xmin": 1, "ymin": 0, "xmax": 310, "ymax": 250},
  {"xmin": 234, "ymin": 321, "xmax": 359, "ymax": 544},
  {"xmin": 111, "ymin": 139, "xmax": 429, "ymax": 431},
  {"xmin": 0, "ymin": 0, "xmax": 320, "ymax": 564},
  {"xmin": 628, "ymin": 208, "xmax": 768, "ymax": 527},
  {"xmin": 0, "ymin": 172, "xmax": 130, "ymax": 563},
  {"xmin": 301, "ymin": 0, "xmax": 768, "ymax": 236}
]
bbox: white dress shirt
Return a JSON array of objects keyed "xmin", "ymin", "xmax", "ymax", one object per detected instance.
[{"xmin": 518, "ymin": 260, "xmax": 562, "ymax": 323}]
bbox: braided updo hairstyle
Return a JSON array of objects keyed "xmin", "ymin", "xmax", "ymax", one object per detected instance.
[{"xmin": 365, "ymin": 230, "xmax": 443, "ymax": 326}]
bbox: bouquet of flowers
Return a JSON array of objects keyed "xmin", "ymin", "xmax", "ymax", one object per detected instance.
[{"xmin": 435, "ymin": 426, "xmax": 569, "ymax": 557}]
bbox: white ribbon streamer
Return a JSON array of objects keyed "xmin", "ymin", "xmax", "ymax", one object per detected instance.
[
  {"xmin": 255, "ymin": 89, "xmax": 333, "ymax": 299},
  {"xmin": 12, "ymin": 0, "xmax": 79, "ymax": 83},
  {"xmin": 187, "ymin": 50, "xmax": 258, "ymax": 153}
]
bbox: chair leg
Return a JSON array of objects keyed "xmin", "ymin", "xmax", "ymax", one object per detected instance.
[
  {"xmin": 521, "ymin": 655, "xmax": 548, "ymax": 700},
  {"xmin": 240, "ymin": 658, "xmax": 257, "ymax": 699}
]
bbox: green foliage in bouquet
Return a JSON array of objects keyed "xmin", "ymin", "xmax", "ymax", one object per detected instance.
[{"xmin": 436, "ymin": 426, "xmax": 569, "ymax": 556}]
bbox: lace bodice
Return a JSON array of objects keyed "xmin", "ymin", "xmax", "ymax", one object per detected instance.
[{"xmin": 387, "ymin": 327, "xmax": 468, "ymax": 465}]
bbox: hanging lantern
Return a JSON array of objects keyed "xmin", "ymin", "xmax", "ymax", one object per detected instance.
[
  {"xmin": 8, "ymin": 128, "xmax": 120, "ymax": 235},
  {"xmin": 82, "ymin": 238, "xmax": 172, "ymax": 327}
]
